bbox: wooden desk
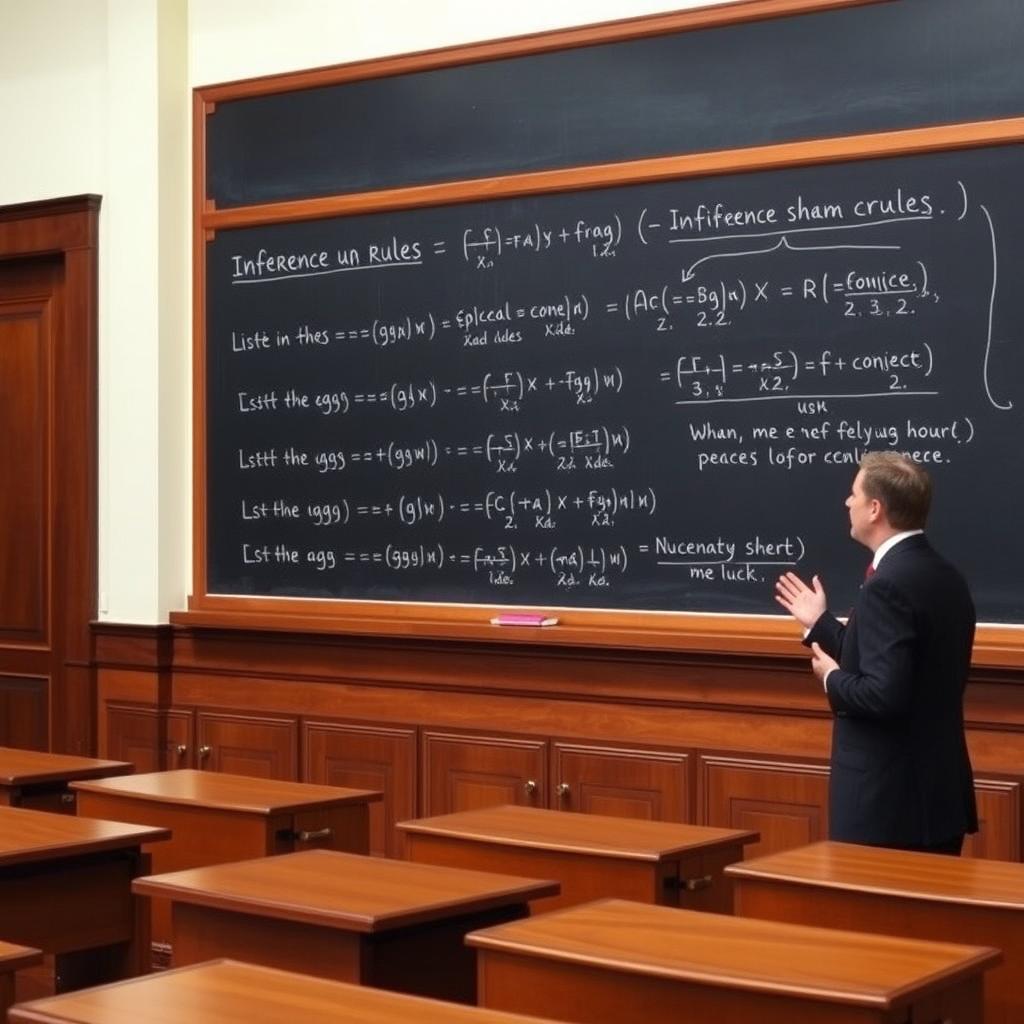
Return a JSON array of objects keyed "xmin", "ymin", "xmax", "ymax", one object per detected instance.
[
  {"xmin": 0, "ymin": 806, "xmax": 168, "ymax": 993},
  {"xmin": 469, "ymin": 899, "xmax": 1000, "ymax": 1024},
  {"xmin": 7, "ymin": 959, "xmax": 564, "ymax": 1024},
  {"xmin": 0, "ymin": 942, "xmax": 42, "ymax": 1019},
  {"xmin": 399, "ymin": 805, "xmax": 757, "ymax": 913},
  {"xmin": 72, "ymin": 769, "xmax": 380, "ymax": 951},
  {"xmin": 0, "ymin": 746, "xmax": 132, "ymax": 813},
  {"xmin": 133, "ymin": 848, "xmax": 558, "ymax": 1004},
  {"xmin": 728, "ymin": 840, "xmax": 1024, "ymax": 1024}
]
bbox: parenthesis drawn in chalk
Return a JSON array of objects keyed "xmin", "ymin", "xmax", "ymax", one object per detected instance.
[
  {"xmin": 614, "ymin": 214, "xmax": 622, "ymax": 249},
  {"xmin": 917, "ymin": 261, "xmax": 929, "ymax": 297},
  {"xmin": 957, "ymin": 181, "xmax": 968, "ymax": 222},
  {"xmin": 637, "ymin": 208, "xmax": 648, "ymax": 246},
  {"xmin": 923, "ymin": 342, "xmax": 934, "ymax": 377},
  {"xmin": 980, "ymin": 204, "xmax": 1013, "ymax": 411},
  {"xmin": 797, "ymin": 536, "xmax": 805, "ymax": 563}
]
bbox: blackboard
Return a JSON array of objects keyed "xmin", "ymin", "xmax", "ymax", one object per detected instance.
[
  {"xmin": 205, "ymin": 140, "xmax": 1024, "ymax": 622},
  {"xmin": 205, "ymin": 0, "xmax": 1024, "ymax": 208}
]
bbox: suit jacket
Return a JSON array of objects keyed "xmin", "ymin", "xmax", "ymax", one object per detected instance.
[{"xmin": 805, "ymin": 534, "xmax": 978, "ymax": 847}]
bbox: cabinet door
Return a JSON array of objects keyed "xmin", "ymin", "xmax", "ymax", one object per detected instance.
[
  {"xmin": 964, "ymin": 778, "xmax": 1020, "ymax": 861},
  {"xmin": 166, "ymin": 708, "xmax": 194, "ymax": 769},
  {"xmin": 552, "ymin": 741, "xmax": 691, "ymax": 822},
  {"xmin": 104, "ymin": 704, "xmax": 164, "ymax": 773},
  {"xmin": 104, "ymin": 704, "xmax": 194, "ymax": 771},
  {"xmin": 699, "ymin": 754, "xmax": 829, "ymax": 859},
  {"xmin": 303, "ymin": 719, "xmax": 416, "ymax": 857},
  {"xmin": 195, "ymin": 710, "xmax": 298, "ymax": 780},
  {"xmin": 421, "ymin": 730, "xmax": 547, "ymax": 817}
]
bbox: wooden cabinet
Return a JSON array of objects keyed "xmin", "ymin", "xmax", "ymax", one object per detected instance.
[
  {"xmin": 699, "ymin": 755, "xmax": 1020, "ymax": 862},
  {"xmin": 421, "ymin": 730, "xmax": 547, "ymax": 817},
  {"xmin": 165, "ymin": 709, "xmax": 193, "ymax": 769},
  {"xmin": 103, "ymin": 704, "xmax": 165, "ymax": 773},
  {"xmin": 551, "ymin": 741, "xmax": 690, "ymax": 822},
  {"xmin": 302, "ymin": 719, "xmax": 416, "ymax": 857},
  {"xmin": 422, "ymin": 730, "xmax": 690, "ymax": 823},
  {"xmin": 698, "ymin": 754, "xmax": 830, "ymax": 860},
  {"xmin": 964, "ymin": 777, "xmax": 1020, "ymax": 861},
  {"xmin": 103, "ymin": 704, "xmax": 297, "ymax": 780},
  {"xmin": 103, "ymin": 702, "xmax": 1023, "ymax": 864},
  {"xmin": 194, "ymin": 710, "xmax": 298, "ymax": 780}
]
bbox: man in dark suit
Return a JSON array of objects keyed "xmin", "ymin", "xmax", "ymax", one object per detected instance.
[{"xmin": 776, "ymin": 452, "xmax": 977, "ymax": 853}]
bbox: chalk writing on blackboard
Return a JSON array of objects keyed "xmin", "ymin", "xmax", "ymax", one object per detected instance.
[{"xmin": 205, "ymin": 145, "xmax": 1023, "ymax": 620}]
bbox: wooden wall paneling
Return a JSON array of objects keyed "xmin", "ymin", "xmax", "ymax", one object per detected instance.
[
  {"xmin": 551, "ymin": 740, "xmax": 691, "ymax": 823},
  {"xmin": 93, "ymin": 622, "xmax": 1024, "ymax": 865},
  {"xmin": 93, "ymin": 625, "xmax": 174, "ymax": 767},
  {"xmin": 302, "ymin": 718, "xmax": 417, "ymax": 856},
  {"xmin": 421, "ymin": 730, "xmax": 547, "ymax": 816},
  {"xmin": 964, "ymin": 778, "xmax": 1021, "ymax": 862},
  {"xmin": 171, "ymin": 673, "xmax": 834, "ymax": 764},
  {"xmin": 699, "ymin": 753, "xmax": 830, "ymax": 859},
  {"xmin": 0, "ymin": 676, "xmax": 48, "ymax": 751},
  {"xmin": 194, "ymin": 709, "xmax": 298, "ymax": 779},
  {"xmin": 169, "ymin": 630, "xmax": 827, "ymax": 718}
]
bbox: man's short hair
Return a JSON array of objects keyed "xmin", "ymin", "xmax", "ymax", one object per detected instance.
[{"xmin": 859, "ymin": 452, "xmax": 931, "ymax": 529}]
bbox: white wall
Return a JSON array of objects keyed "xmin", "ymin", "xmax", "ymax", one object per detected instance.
[
  {"xmin": 0, "ymin": 0, "xmax": 190, "ymax": 625},
  {"xmin": 189, "ymin": 0, "xmax": 712, "ymax": 85},
  {"xmin": 0, "ymin": 0, "xmax": 718, "ymax": 625},
  {"xmin": 0, "ymin": 1, "xmax": 107, "ymax": 206}
]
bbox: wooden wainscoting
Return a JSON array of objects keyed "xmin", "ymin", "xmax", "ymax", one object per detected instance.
[{"xmin": 92, "ymin": 623, "xmax": 1024, "ymax": 861}]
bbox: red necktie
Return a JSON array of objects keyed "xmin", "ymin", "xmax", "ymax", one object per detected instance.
[{"xmin": 865, "ymin": 563, "xmax": 876, "ymax": 580}]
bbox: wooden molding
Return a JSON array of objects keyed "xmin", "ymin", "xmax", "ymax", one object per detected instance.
[{"xmin": 92, "ymin": 623, "xmax": 175, "ymax": 671}]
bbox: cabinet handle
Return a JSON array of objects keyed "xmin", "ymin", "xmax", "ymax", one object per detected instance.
[
  {"xmin": 524, "ymin": 780, "xmax": 537, "ymax": 795},
  {"xmin": 175, "ymin": 744, "xmax": 187, "ymax": 756},
  {"xmin": 60, "ymin": 792, "xmax": 76, "ymax": 805},
  {"xmin": 198, "ymin": 745, "xmax": 212, "ymax": 759},
  {"xmin": 682, "ymin": 875, "xmax": 713, "ymax": 892},
  {"xmin": 556, "ymin": 782, "xmax": 571, "ymax": 800},
  {"xmin": 294, "ymin": 827, "xmax": 334, "ymax": 843}
]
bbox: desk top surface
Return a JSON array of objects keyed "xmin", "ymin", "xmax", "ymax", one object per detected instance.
[
  {"xmin": 398, "ymin": 805, "xmax": 758, "ymax": 860},
  {"xmin": 0, "ymin": 941, "xmax": 42, "ymax": 970},
  {"xmin": 0, "ymin": 805, "xmax": 169, "ymax": 867},
  {"xmin": 467, "ymin": 898, "xmax": 1001, "ymax": 1010},
  {"xmin": 132, "ymin": 848, "xmax": 559, "ymax": 932},
  {"xmin": 6, "ymin": 959, "xmax": 563, "ymax": 1024},
  {"xmin": 0, "ymin": 746, "xmax": 132, "ymax": 787},
  {"xmin": 726, "ymin": 840, "xmax": 1024, "ymax": 910},
  {"xmin": 71, "ymin": 769, "xmax": 381, "ymax": 814}
]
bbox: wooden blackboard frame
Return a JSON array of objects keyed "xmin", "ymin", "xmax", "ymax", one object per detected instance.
[{"xmin": 180, "ymin": 0, "xmax": 1024, "ymax": 664}]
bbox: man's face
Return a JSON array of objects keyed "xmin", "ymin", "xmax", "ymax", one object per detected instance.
[{"xmin": 845, "ymin": 469, "xmax": 877, "ymax": 546}]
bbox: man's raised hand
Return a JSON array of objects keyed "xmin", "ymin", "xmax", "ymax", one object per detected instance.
[{"xmin": 775, "ymin": 571, "xmax": 827, "ymax": 630}]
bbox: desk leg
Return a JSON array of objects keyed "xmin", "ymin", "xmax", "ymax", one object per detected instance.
[{"xmin": 1, "ymin": 973, "xmax": 13, "ymax": 1019}]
